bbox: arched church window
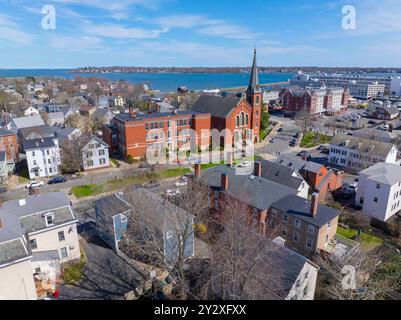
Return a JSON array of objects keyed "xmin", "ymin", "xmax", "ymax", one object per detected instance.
[
  {"xmin": 245, "ymin": 114, "xmax": 249, "ymax": 125},
  {"xmin": 236, "ymin": 115, "xmax": 240, "ymax": 127},
  {"xmin": 241, "ymin": 112, "xmax": 245, "ymax": 126}
]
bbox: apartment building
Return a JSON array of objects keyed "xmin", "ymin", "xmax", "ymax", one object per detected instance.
[
  {"xmin": 329, "ymin": 134, "xmax": 398, "ymax": 172},
  {"xmin": 108, "ymin": 109, "xmax": 211, "ymax": 160},
  {"xmin": 0, "ymin": 128, "xmax": 18, "ymax": 162},
  {"xmin": 282, "ymin": 88, "xmax": 349, "ymax": 116},
  {"xmin": 23, "ymin": 137, "xmax": 61, "ymax": 179},
  {"xmin": 355, "ymin": 163, "xmax": 401, "ymax": 222},
  {"xmin": 269, "ymin": 193, "xmax": 340, "ymax": 257}
]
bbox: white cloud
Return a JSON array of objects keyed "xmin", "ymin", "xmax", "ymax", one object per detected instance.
[
  {"xmin": 155, "ymin": 14, "xmax": 258, "ymax": 40},
  {"xmin": 83, "ymin": 23, "xmax": 168, "ymax": 39},
  {"xmin": 52, "ymin": 0, "xmax": 162, "ymax": 12},
  {"xmin": 49, "ymin": 35, "xmax": 104, "ymax": 51},
  {"xmin": 0, "ymin": 13, "xmax": 33, "ymax": 45}
]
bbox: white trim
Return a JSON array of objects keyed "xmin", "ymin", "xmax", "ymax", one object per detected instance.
[{"xmin": 28, "ymin": 220, "xmax": 78, "ymax": 236}]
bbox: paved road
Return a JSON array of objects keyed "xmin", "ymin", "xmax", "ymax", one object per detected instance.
[{"xmin": 59, "ymin": 225, "xmax": 144, "ymax": 300}]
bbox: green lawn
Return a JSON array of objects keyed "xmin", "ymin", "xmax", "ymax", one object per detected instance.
[
  {"xmin": 300, "ymin": 132, "xmax": 332, "ymax": 148},
  {"xmin": 337, "ymin": 226, "xmax": 384, "ymax": 250},
  {"xmin": 259, "ymin": 128, "xmax": 272, "ymax": 141},
  {"xmin": 110, "ymin": 158, "xmax": 120, "ymax": 168},
  {"xmin": 71, "ymin": 167, "xmax": 191, "ymax": 198}
]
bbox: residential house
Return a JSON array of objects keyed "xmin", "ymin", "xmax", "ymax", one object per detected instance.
[
  {"xmin": 59, "ymin": 106, "xmax": 79, "ymax": 120},
  {"xmin": 353, "ymin": 127, "xmax": 399, "ymax": 143},
  {"xmin": 80, "ymin": 135, "xmax": 110, "ymax": 171},
  {"xmin": 47, "ymin": 112, "xmax": 65, "ymax": 126},
  {"xmin": 329, "ymin": 134, "xmax": 398, "ymax": 172},
  {"xmin": 269, "ymin": 193, "xmax": 340, "ymax": 257},
  {"xmin": 355, "ymin": 163, "xmax": 401, "ymax": 222},
  {"xmin": 92, "ymin": 108, "xmax": 114, "ymax": 125},
  {"xmin": 109, "ymin": 96, "xmax": 124, "ymax": 108},
  {"xmin": 0, "ymin": 151, "xmax": 15, "ymax": 182},
  {"xmin": 372, "ymin": 105, "xmax": 399, "ymax": 120},
  {"xmin": 0, "ymin": 192, "xmax": 80, "ymax": 300},
  {"xmin": 0, "ymin": 128, "xmax": 18, "ymax": 162},
  {"xmin": 94, "ymin": 188, "xmax": 195, "ymax": 264},
  {"xmin": 8, "ymin": 115, "xmax": 45, "ymax": 131},
  {"xmin": 191, "ymin": 50, "xmax": 262, "ymax": 145},
  {"xmin": 275, "ymin": 154, "xmax": 344, "ymax": 200},
  {"xmin": 23, "ymin": 137, "xmax": 61, "ymax": 179},
  {"xmin": 0, "ymin": 211, "xmax": 37, "ymax": 300},
  {"xmin": 19, "ymin": 125, "xmax": 81, "ymax": 144},
  {"xmin": 79, "ymin": 105, "xmax": 96, "ymax": 118},
  {"xmin": 24, "ymin": 106, "xmax": 40, "ymax": 117}
]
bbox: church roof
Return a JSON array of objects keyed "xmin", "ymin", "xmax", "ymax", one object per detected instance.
[{"xmin": 246, "ymin": 49, "xmax": 261, "ymax": 94}]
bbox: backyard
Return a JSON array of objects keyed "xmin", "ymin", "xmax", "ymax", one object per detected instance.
[{"xmin": 337, "ymin": 226, "xmax": 384, "ymax": 250}]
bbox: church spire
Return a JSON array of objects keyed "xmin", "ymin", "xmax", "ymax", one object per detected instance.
[{"xmin": 246, "ymin": 48, "xmax": 261, "ymax": 94}]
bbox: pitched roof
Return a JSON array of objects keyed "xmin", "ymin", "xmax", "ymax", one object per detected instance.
[
  {"xmin": 271, "ymin": 194, "xmax": 340, "ymax": 228},
  {"xmin": 360, "ymin": 162, "xmax": 401, "ymax": 185},
  {"xmin": 0, "ymin": 128, "xmax": 15, "ymax": 136},
  {"xmin": 353, "ymin": 128, "xmax": 399, "ymax": 141},
  {"xmin": 330, "ymin": 134, "xmax": 396, "ymax": 157},
  {"xmin": 22, "ymin": 137, "xmax": 56, "ymax": 150},
  {"xmin": 190, "ymin": 95, "xmax": 241, "ymax": 119},
  {"xmin": 276, "ymin": 154, "xmax": 324, "ymax": 174},
  {"xmin": 200, "ymin": 165, "xmax": 297, "ymax": 211},
  {"xmin": 11, "ymin": 115, "xmax": 45, "ymax": 129},
  {"xmin": 259, "ymin": 160, "xmax": 306, "ymax": 190}
]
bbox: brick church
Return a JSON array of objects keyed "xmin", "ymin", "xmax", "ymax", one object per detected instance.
[{"xmin": 191, "ymin": 49, "xmax": 262, "ymax": 145}]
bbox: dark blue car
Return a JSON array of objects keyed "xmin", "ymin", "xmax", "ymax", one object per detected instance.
[{"xmin": 48, "ymin": 176, "xmax": 67, "ymax": 185}]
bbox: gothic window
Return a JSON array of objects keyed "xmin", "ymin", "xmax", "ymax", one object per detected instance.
[
  {"xmin": 241, "ymin": 112, "xmax": 245, "ymax": 126},
  {"xmin": 245, "ymin": 114, "xmax": 249, "ymax": 125},
  {"xmin": 236, "ymin": 115, "xmax": 240, "ymax": 127}
]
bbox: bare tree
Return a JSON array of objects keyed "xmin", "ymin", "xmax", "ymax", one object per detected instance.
[
  {"xmin": 59, "ymin": 139, "xmax": 83, "ymax": 174},
  {"xmin": 120, "ymin": 181, "xmax": 211, "ymax": 299},
  {"xmin": 316, "ymin": 247, "xmax": 400, "ymax": 300},
  {"xmin": 199, "ymin": 198, "xmax": 288, "ymax": 300},
  {"xmin": 295, "ymin": 109, "xmax": 312, "ymax": 135}
]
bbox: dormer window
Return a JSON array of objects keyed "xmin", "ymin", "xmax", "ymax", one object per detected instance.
[{"xmin": 45, "ymin": 213, "xmax": 55, "ymax": 226}]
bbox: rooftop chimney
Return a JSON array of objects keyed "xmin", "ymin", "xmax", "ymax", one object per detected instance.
[
  {"xmin": 389, "ymin": 124, "xmax": 394, "ymax": 133},
  {"xmin": 311, "ymin": 192, "xmax": 319, "ymax": 217},
  {"xmin": 254, "ymin": 161, "xmax": 262, "ymax": 177},
  {"xmin": 194, "ymin": 163, "xmax": 201, "ymax": 179},
  {"xmin": 221, "ymin": 173, "xmax": 229, "ymax": 191}
]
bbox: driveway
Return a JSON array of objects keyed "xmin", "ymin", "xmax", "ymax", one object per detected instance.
[{"xmin": 59, "ymin": 224, "xmax": 144, "ymax": 300}]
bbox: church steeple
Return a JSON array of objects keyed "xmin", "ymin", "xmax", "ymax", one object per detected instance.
[{"xmin": 246, "ymin": 48, "xmax": 261, "ymax": 94}]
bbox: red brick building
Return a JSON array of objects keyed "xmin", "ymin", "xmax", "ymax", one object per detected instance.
[
  {"xmin": 282, "ymin": 88, "xmax": 349, "ymax": 117},
  {"xmin": 0, "ymin": 128, "xmax": 18, "ymax": 162},
  {"xmin": 191, "ymin": 49, "xmax": 262, "ymax": 144},
  {"xmin": 106, "ymin": 109, "xmax": 211, "ymax": 160}
]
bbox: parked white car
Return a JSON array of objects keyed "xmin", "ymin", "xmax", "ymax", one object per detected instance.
[
  {"xmin": 25, "ymin": 181, "xmax": 44, "ymax": 189},
  {"xmin": 175, "ymin": 176, "xmax": 188, "ymax": 187},
  {"xmin": 166, "ymin": 189, "xmax": 181, "ymax": 197}
]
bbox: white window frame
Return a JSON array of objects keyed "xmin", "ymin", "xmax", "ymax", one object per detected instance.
[{"xmin": 45, "ymin": 213, "xmax": 55, "ymax": 227}]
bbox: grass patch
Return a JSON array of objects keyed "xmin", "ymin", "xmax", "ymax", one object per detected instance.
[
  {"xmin": 71, "ymin": 167, "xmax": 191, "ymax": 198},
  {"xmin": 71, "ymin": 184, "xmax": 103, "ymax": 198},
  {"xmin": 259, "ymin": 128, "xmax": 272, "ymax": 141},
  {"xmin": 62, "ymin": 253, "xmax": 87, "ymax": 285},
  {"xmin": 110, "ymin": 158, "xmax": 120, "ymax": 168},
  {"xmin": 300, "ymin": 132, "xmax": 331, "ymax": 148},
  {"xmin": 337, "ymin": 226, "xmax": 384, "ymax": 249}
]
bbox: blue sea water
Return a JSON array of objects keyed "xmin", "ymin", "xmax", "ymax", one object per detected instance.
[{"xmin": 0, "ymin": 69, "xmax": 293, "ymax": 91}]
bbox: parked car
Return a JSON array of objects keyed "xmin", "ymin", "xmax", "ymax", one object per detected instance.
[
  {"xmin": 297, "ymin": 150, "xmax": 309, "ymax": 157},
  {"xmin": 277, "ymin": 128, "xmax": 283, "ymax": 132},
  {"xmin": 139, "ymin": 162, "xmax": 151, "ymax": 169},
  {"xmin": 25, "ymin": 181, "xmax": 44, "ymax": 189},
  {"xmin": 289, "ymin": 141, "xmax": 296, "ymax": 147},
  {"xmin": 143, "ymin": 180, "xmax": 161, "ymax": 189},
  {"xmin": 368, "ymin": 120, "xmax": 377, "ymax": 125},
  {"xmin": 48, "ymin": 176, "xmax": 67, "ymax": 185},
  {"xmin": 237, "ymin": 161, "xmax": 252, "ymax": 168},
  {"xmin": 0, "ymin": 186, "xmax": 7, "ymax": 194},
  {"xmin": 166, "ymin": 189, "xmax": 180, "ymax": 197},
  {"xmin": 270, "ymin": 138, "xmax": 275, "ymax": 143},
  {"xmin": 175, "ymin": 176, "xmax": 188, "ymax": 187}
]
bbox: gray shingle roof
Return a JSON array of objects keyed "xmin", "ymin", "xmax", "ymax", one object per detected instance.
[
  {"xmin": 330, "ymin": 134, "xmax": 396, "ymax": 157},
  {"xmin": 259, "ymin": 160, "xmax": 306, "ymax": 190},
  {"xmin": 0, "ymin": 128, "xmax": 14, "ymax": 136},
  {"xmin": 2, "ymin": 192, "xmax": 76, "ymax": 233},
  {"xmin": 0, "ymin": 238, "xmax": 30, "ymax": 267},
  {"xmin": 32, "ymin": 250, "xmax": 60, "ymax": 262},
  {"xmin": 22, "ymin": 137, "xmax": 56, "ymax": 150},
  {"xmin": 276, "ymin": 154, "xmax": 324, "ymax": 174},
  {"xmin": 271, "ymin": 194, "xmax": 340, "ymax": 227},
  {"xmin": 353, "ymin": 128, "xmax": 399, "ymax": 141},
  {"xmin": 190, "ymin": 95, "xmax": 241, "ymax": 119},
  {"xmin": 0, "ymin": 210, "xmax": 24, "ymax": 243},
  {"xmin": 200, "ymin": 165, "xmax": 297, "ymax": 211},
  {"xmin": 360, "ymin": 162, "xmax": 401, "ymax": 185},
  {"xmin": 11, "ymin": 115, "xmax": 45, "ymax": 129}
]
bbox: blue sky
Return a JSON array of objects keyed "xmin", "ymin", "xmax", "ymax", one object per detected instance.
[{"xmin": 0, "ymin": 0, "xmax": 400, "ymax": 68}]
